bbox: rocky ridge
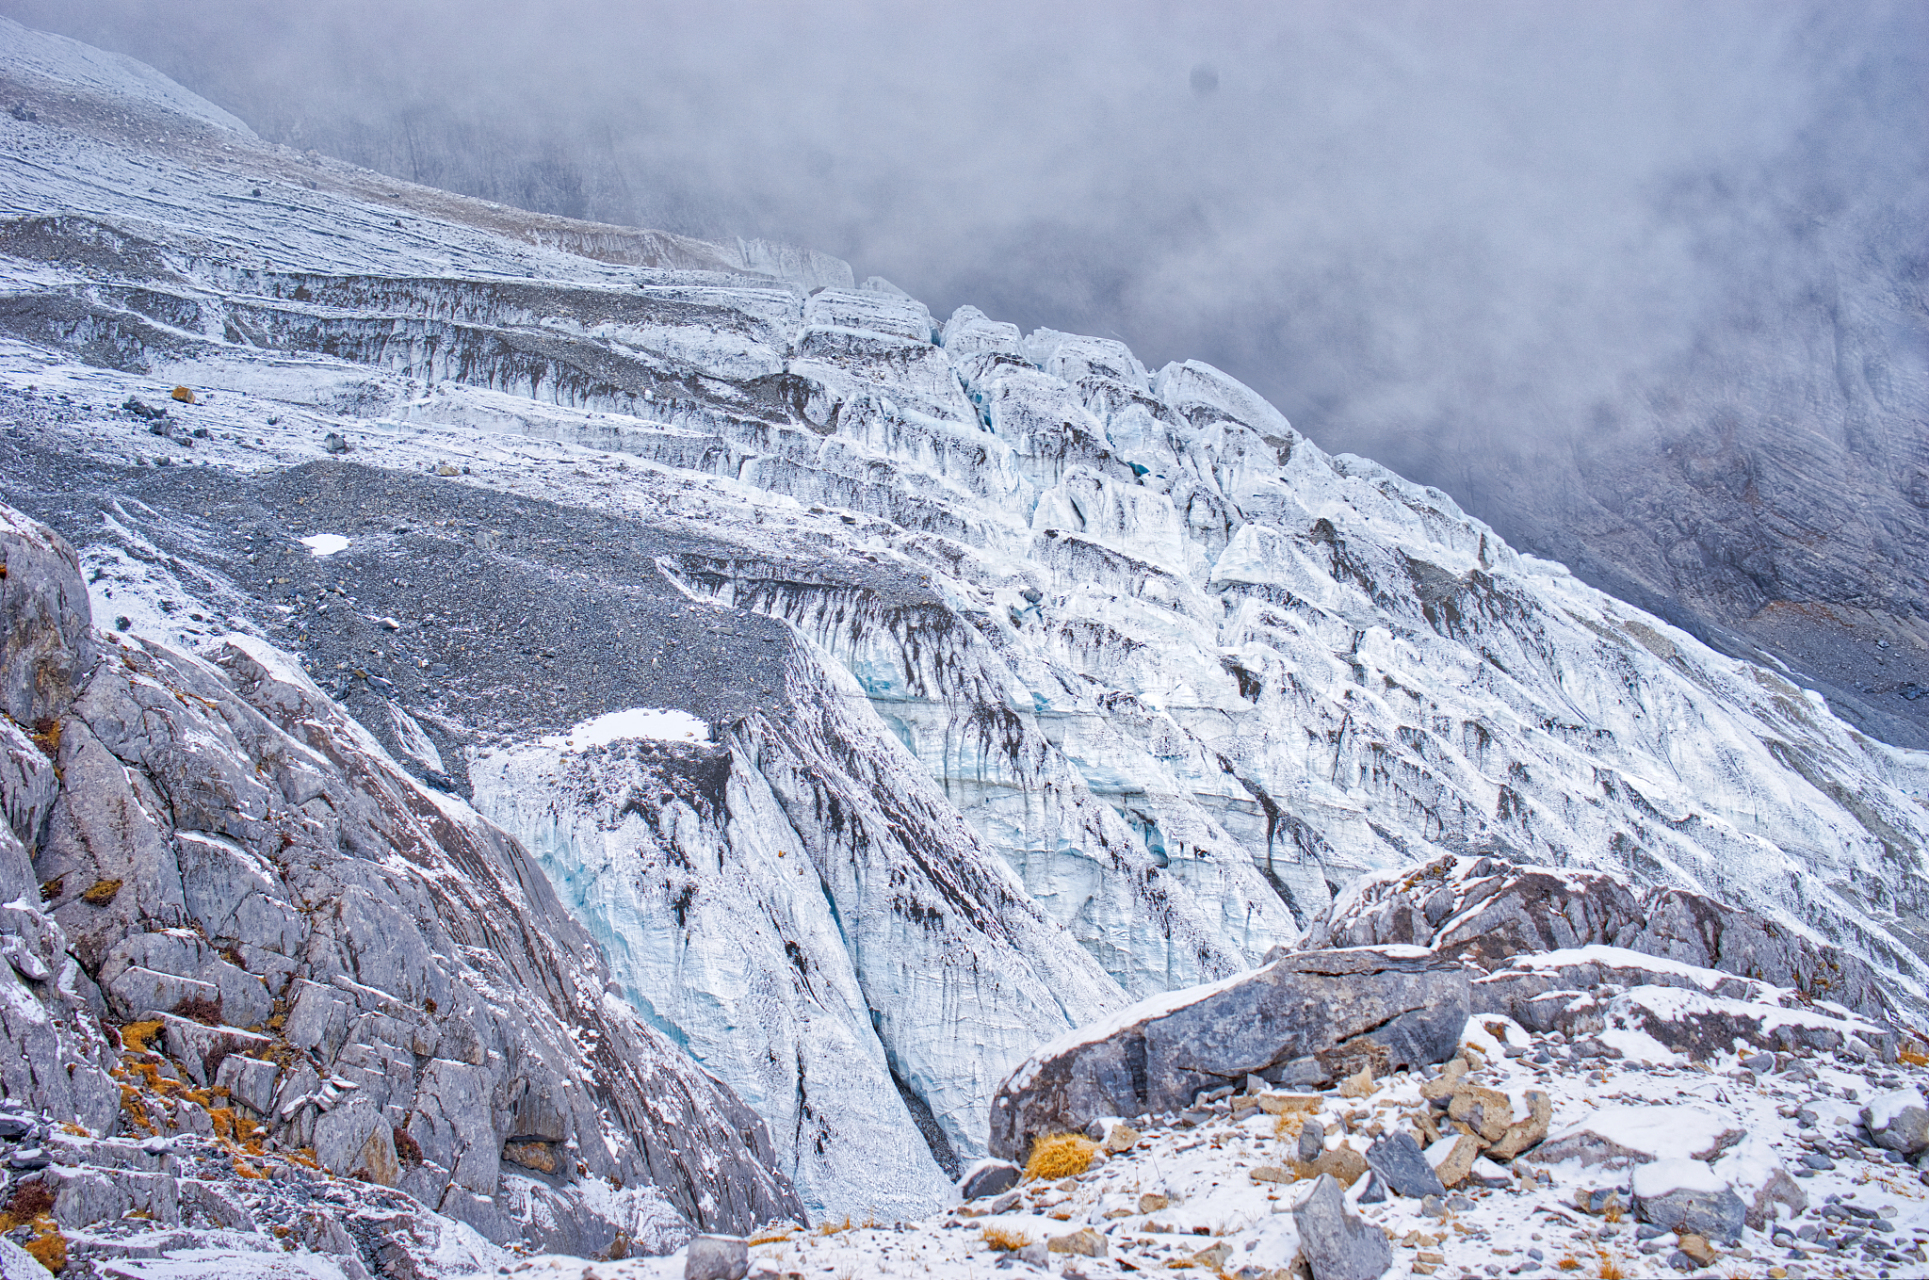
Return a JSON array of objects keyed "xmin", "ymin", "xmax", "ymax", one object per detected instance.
[{"xmin": 0, "ymin": 499, "xmax": 801, "ymax": 1275}]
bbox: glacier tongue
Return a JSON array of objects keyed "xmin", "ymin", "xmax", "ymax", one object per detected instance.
[{"xmin": 1, "ymin": 13, "xmax": 1926, "ymax": 1225}]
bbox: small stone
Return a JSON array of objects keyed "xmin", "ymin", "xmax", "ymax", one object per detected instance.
[
  {"xmin": 1338, "ymin": 1066, "xmax": 1376, "ymax": 1098},
  {"xmin": 1425, "ymin": 1134, "xmax": 1479, "ymax": 1188},
  {"xmin": 1743, "ymin": 1052, "xmax": 1778, "ymax": 1074},
  {"xmin": 1677, "ymin": 1233, "xmax": 1719, "ymax": 1266},
  {"xmin": 1299, "ymin": 1118, "xmax": 1328, "ymax": 1163},
  {"xmin": 1046, "ymin": 1228, "xmax": 1105, "ymax": 1257},
  {"xmin": 684, "ymin": 1234, "xmax": 749, "ymax": 1280},
  {"xmin": 959, "ymin": 1160, "xmax": 1021, "ymax": 1201},
  {"xmin": 1420, "ymin": 1194, "xmax": 1445, "ymax": 1218},
  {"xmin": 1356, "ymin": 1171, "xmax": 1387, "ymax": 1204},
  {"xmin": 1138, "ymin": 1193, "xmax": 1170, "ymax": 1214},
  {"xmin": 1365, "ymin": 1131, "xmax": 1447, "ymax": 1199}
]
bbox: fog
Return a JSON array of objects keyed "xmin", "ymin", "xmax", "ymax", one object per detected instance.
[{"xmin": 7, "ymin": 1, "xmax": 1927, "ymax": 714}]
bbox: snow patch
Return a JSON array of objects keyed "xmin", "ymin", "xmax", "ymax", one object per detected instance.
[
  {"xmin": 548, "ymin": 707, "xmax": 709, "ymax": 750},
  {"xmin": 298, "ymin": 534, "xmax": 350, "ymax": 557}
]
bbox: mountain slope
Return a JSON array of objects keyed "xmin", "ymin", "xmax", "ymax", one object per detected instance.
[{"xmin": 0, "ymin": 14, "xmax": 1924, "ymax": 1223}]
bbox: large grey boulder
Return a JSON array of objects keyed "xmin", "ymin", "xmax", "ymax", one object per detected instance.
[
  {"xmin": 1292, "ymin": 1173, "xmax": 1392, "ymax": 1280},
  {"xmin": 988, "ymin": 947, "xmax": 1467, "ymax": 1161},
  {"xmin": 1632, "ymin": 1161, "xmax": 1746, "ymax": 1243},
  {"xmin": 0, "ymin": 504, "xmax": 93, "ymax": 728}
]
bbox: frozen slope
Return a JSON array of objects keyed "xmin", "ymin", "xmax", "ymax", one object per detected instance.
[{"xmin": 1, "ymin": 14, "xmax": 1926, "ymax": 1220}]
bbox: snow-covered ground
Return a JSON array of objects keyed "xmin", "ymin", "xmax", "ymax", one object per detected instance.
[{"xmin": 482, "ymin": 1013, "xmax": 1929, "ymax": 1279}]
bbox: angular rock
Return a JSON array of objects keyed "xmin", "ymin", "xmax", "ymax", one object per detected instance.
[
  {"xmin": 0, "ymin": 505, "xmax": 94, "ymax": 727},
  {"xmin": 989, "ymin": 947, "xmax": 1468, "ymax": 1160},
  {"xmin": 1298, "ymin": 1118, "xmax": 1327, "ymax": 1163},
  {"xmin": 1862, "ymin": 1089, "xmax": 1929, "ymax": 1154},
  {"xmin": 1447, "ymin": 1085, "xmax": 1514, "ymax": 1143},
  {"xmin": 684, "ymin": 1234, "xmax": 750, "ymax": 1280},
  {"xmin": 1309, "ymin": 854, "xmax": 1895, "ymax": 1023},
  {"xmin": 214, "ymin": 1054, "xmax": 280, "ymax": 1116},
  {"xmin": 0, "ymin": 1238, "xmax": 52, "ymax": 1280},
  {"xmin": 1425, "ymin": 1135, "xmax": 1478, "ymax": 1189},
  {"xmin": 313, "ymin": 1098, "xmax": 397, "ymax": 1186},
  {"xmin": 1047, "ymin": 1228, "xmax": 1106, "ymax": 1256},
  {"xmin": 1291, "ymin": 1173, "xmax": 1392, "ymax": 1280},
  {"xmin": 958, "ymin": 1159, "xmax": 1021, "ymax": 1201},
  {"xmin": 105, "ymin": 965, "xmax": 219, "ymax": 1019},
  {"xmin": 1486, "ymin": 1090, "xmax": 1552, "ymax": 1160},
  {"xmin": 1364, "ymin": 1131, "xmax": 1446, "ymax": 1199},
  {"xmin": 179, "ymin": 1178, "xmax": 257, "ymax": 1232},
  {"xmin": 156, "ymin": 1015, "xmax": 271, "ymax": 1087},
  {"xmin": 1303, "ymin": 1143, "xmax": 1369, "ymax": 1189},
  {"xmin": 1633, "ymin": 1159, "xmax": 1745, "ymax": 1241},
  {"xmin": 438, "ymin": 1183, "xmax": 519, "ymax": 1246}
]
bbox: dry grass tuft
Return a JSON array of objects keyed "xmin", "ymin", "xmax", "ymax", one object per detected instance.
[
  {"xmin": 1024, "ymin": 1133, "xmax": 1098, "ymax": 1181},
  {"xmin": 981, "ymin": 1225, "xmax": 1031, "ymax": 1252},
  {"xmin": 1596, "ymin": 1253, "xmax": 1627, "ymax": 1280},
  {"xmin": 1272, "ymin": 1112, "xmax": 1307, "ymax": 1141}
]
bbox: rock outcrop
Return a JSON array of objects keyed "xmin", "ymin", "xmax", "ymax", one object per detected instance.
[
  {"xmin": 987, "ymin": 947, "xmax": 1467, "ymax": 1161},
  {"xmin": 0, "ymin": 501, "xmax": 803, "ymax": 1269},
  {"xmin": 1306, "ymin": 853, "xmax": 1897, "ymax": 1022}
]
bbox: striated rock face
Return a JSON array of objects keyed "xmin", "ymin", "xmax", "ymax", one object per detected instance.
[
  {"xmin": 1305, "ymin": 852, "xmax": 1896, "ymax": 1022},
  {"xmin": 986, "ymin": 947, "xmax": 1467, "ymax": 1161},
  {"xmin": 0, "ymin": 500, "xmax": 802, "ymax": 1264}
]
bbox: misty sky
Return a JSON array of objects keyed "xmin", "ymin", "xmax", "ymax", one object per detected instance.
[{"xmin": 6, "ymin": 0, "xmax": 1924, "ymax": 532}]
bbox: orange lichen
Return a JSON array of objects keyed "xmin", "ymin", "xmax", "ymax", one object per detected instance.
[{"xmin": 23, "ymin": 1224, "xmax": 64, "ymax": 1274}]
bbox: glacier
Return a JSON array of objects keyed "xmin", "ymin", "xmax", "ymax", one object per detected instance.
[{"xmin": 1, "ymin": 11, "xmax": 1925, "ymax": 1223}]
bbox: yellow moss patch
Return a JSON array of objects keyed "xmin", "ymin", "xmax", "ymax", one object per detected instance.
[
  {"xmin": 120, "ymin": 1020, "xmax": 164, "ymax": 1054},
  {"xmin": 117, "ymin": 1084, "xmax": 156, "ymax": 1135},
  {"xmin": 233, "ymin": 1157, "xmax": 267, "ymax": 1180},
  {"xmin": 24, "ymin": 1224, "xmax": 64, "ymax": 1274},
  {"xmin": 746, "ymin": 1228, "xmax": 794, "ymax": 1246},
  {"xmin": 80, "ymin": 878, "xmax": 124, "ymax": 906},
  {"xmin": 1024, "ymin": 1133, "xmax": 1099, "ymax": 1181},
  {"xmin": 1900, "ymin": 1048, "xmax": 1929, "ymax": 1067},
  {"xmin": 981, "ymin": 1226, "xmax": 1031, "ymax": 1252}
]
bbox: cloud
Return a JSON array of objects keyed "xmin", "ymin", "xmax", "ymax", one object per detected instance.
[{"xmin": 5, "ymin": 0, "xmax": 1924, "ymax": 607}]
